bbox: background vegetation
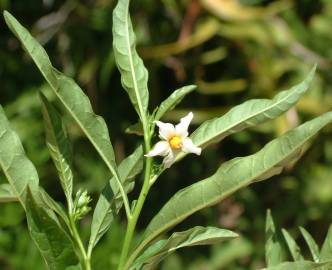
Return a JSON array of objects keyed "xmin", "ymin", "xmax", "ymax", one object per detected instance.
[{"xmin": 0, "ymin": 0, "xmax": 332, "ymax": 269}]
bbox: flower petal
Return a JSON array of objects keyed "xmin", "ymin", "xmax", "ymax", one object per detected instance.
[
  {"xmin": 162, "ymin": 149, "xmax": 175, "ymax": 168},
  {"xmin": 145, "ymin": 141, "xmax": 170, "ymax": 157},
  {"xmin": 175, "ymin": 112, "xmax": 193, "ymax": 138},
  {"xmin": 155, "ymin": 121, "xmax": 175, "ymax": 140},
  {"xmin": 182, "ymin": 137, "xmax": 201, "ymax": 155}
]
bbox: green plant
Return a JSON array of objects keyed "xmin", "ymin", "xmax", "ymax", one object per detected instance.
[{"xmin": 1, "ymin": 1, "xmax": 332, "ymax": 269}]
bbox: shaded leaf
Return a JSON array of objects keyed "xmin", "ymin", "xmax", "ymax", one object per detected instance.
[
  {"xmin": 154, "ymin": 85, "xmax": 196, "ymax": 121},
  {"xmin": 26, "ymin": 189, "xmax": 78, "ymax": 270},
  {"xmin": 127, "ymin": 111, "xmax": 332, "ymax": 267},
  {"xmin": 300, "ymin": 227, "xmax": 320, "ymax": 263},
  {"xmin": 0, "ymin": 183, "xmax": 18, "ymax": 202},
  {"xmin": 39, "ymin": 92, "xmax": 73, "ymax": 208},
  {"xmin": 125, "ymin": 122, "xmax": 144, "ymax": 136},
  {"xmin": 265, "ymin": 210, "xmax": 284, "ymax": 266},
  {"xmin": 88, "ymin": 145, "xmax": 143, "ymax": 253},
  {"xmin": 0, "ymin": 105, "xmax": 39, "ymax": 205},
  {"xmin": 282, "ymin": 229, "xmax": 303, "ymax": 261},
  {"xmin": 112, "ymin": 0, "xmax": 149, "ymax": 120},
  {"xmin": 320, "ymin": 224, "xmax": 332, "ymax": 262},
  {"xmin": 131, "ymin": 226, "xmax": 238, "ymax": 270}
]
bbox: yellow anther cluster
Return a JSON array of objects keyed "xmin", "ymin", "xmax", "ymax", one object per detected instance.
[{"xmin": 168, "ymin": 135, "xmax": 182, "ymax": 150}]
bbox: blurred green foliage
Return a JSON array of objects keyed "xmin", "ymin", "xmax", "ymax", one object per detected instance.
[{"xmin": 0, "ymin": 0, "xmax": 331, "ymax": 269}]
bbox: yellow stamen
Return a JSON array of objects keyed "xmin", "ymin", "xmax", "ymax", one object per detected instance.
[{"xmin": 169, "ymin": 135, "xmax": 182, "ymax": 150}]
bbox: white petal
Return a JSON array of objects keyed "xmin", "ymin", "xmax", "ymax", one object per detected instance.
[
  {"xmin": 145, "ymin": 141, "xmax": 170, "ymax": 157},
  {"xmin": 162, "ymin": 149, "xmax": 175, "ymax": 168},
  {"xmin": 175, "ymin": 112, "xmax": 193, "ymax": 138},
  {"xmin": 155, "ymin": 121, "xmax": 175, "ymax": 140},
  {"xmin": 182, "ymin": 138, "xmax": 201, "ymax": 155}
]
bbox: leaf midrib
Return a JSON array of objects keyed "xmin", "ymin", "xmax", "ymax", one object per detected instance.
[{"xmin": 126, "ymin": 123, "xmax": 318, "ymax": 269}]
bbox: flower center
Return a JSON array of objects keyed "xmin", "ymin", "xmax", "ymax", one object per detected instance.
[{"xmin": 168, "ymin": 135, "xmax": 182, "ymax": 150}]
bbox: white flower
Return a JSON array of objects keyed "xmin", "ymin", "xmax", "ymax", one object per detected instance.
[{"xmin": 145, "ymin": 112, "xmax": 201, "ymax": 168}]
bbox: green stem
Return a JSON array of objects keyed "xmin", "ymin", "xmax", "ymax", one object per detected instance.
[
  {"xmin": 117, "ymin": 126, "xmax": 153, "ymax": 270},
  {"xmin": 69, "ymin": 217, "xmax": 91, "ymax": 270}
]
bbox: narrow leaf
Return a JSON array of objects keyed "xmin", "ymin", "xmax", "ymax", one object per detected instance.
[
  {"xmin": 88, "ymin": 146, "xmax": 143, "ymax": 252},
  {"xmin": 263, "ymin": 260, "xmax": 332, "ymax": 270},
  {"xmin": 112, "ymin": 0, "xmax": 149, "ymax": 119},
  {"xmin": 131, "ymin": 226, "xmax": 238, "ymax": 269},
  {"xmin": 127, "ymin": 111, "xmax": 332, "ymax": 267},
  {"xmin": 40, "ymin": 93, "xmax": 73, "ymax": 208},
  {"xmin": 282, "ymin": 229, "xmax": 303, "ymax": 261},
  {"xmin": 176, "ymin": 66, "xmax": 316, "ymax": 162},
  {"xmin": 320, "ymin": 224, "xmax": 332, "ymax": 262},
  {"xmin": 0, "ymin": 183, "xmax": 18, "ymax": 202},
  {"xmin": 26, "ymin": 189, "xmax": 78, "ymax": 270},
  {"xmin": 265, "ymin": 210, "xmax": 284, "ymax": 266},
  {"xmin": 3, "ymin": 11, "xmax": 121, "ymax": 186},
  {"xmin": 0, "ymin": 105, "xmax": 39, "ymax": 205},
  {"xmin": 154, "ymin": 85, "xmax": 196, "ymax": 121},
  {"xmin": 300, "ymin": 227, "xmax": 320, "ymax": 262}
]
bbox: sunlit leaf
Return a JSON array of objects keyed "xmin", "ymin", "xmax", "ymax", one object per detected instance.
[
  {"xmin": 299, "ymin": 227, "xmax": 320, "ymax": 263},
  {"xmin": 39, "ymin": 92, "xmax": 73, "ymax": 209},
  {"xmin": 262, "ymin": 260, "xmax": 332, "ymax": 270},
  {"xmin": 88, "ymin": 146, "xmax": 143, "ymax": 253},
  {"xmin": 265, "ymin": 210, "xmax": 284, "ymax": 266},
  {"xmin": 3, "ymin": 11, "xmax": 121, "ymax": 188},
  {"xmin": 187, "ymin": 66, "xmax": 316, "ymax": 154},
  {"xmin": 126, "ymin": 111, "xmax": 332, "ymax": 267},
  {"xmin": 0, "ymin": 183, "xmax": 18, "ymax": 203},
  {"xmin": 281, "ymin": 229, "xmax": 303, "ymax": 261},
  {"xmin": 112, "ymin": 0, "xmax": 149, "ymax": 120},
  {"xmin": 131, "ymin": 226, "xmax": 238, "ymax": 270},
  {"xmin": 154, "ymin": 85, "xmax": 196, "ymax": 121}
]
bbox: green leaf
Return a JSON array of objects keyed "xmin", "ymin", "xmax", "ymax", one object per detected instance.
[
  {"xmin": 131, "ymin": 226, "xmax": 238, "ymax": 270},
  {"xmin": 88, "ymin": 146, "xmax": 143, "ymax": 253},
  {"xmin": 39, "ymin": 93, "xmax": 73, "ymax": 209},
  {"xmin": 127, "ymin": 111, "xmax": 332, "ymax": 267},
  {"xmin": 26, "ymin": 189, "xmax": 78, "ymax": 270},
  {"xmin": 154, "ymin": 85, "xmax": 196, "ymax": 121},
  {"xmin": 3, "ymin": 11, "xmax": 121, "ymax": 187},
  {"xmin": 265, "ymin": 210, "xmax": 284, "ymax": 266},
  {"xmin": 0, "ymin": 105, "xmax": 39, "ymax": 205},
  {"xmin": 176, "ymin": 66, "xmax": 316, "ymax": 161},
  {"xmin": 282, "ymin": 229, "xmax": 303, "ymax": 261},
  {"xmin": 320, "ymin": 224, "xmax": 332, "ymax": 262},
  {"xmin": 300, "ymin": 227, "xmax": 320, "ymax": 263},
  {"xmin": 112, "ymin": 0, "xmax": 149, "ymax": 120},
  {"xmin": 125, "ymin": 122, "xmax": 144, "ymax": 136},
  {"xmin": 262, "ymin": 260, "xmax": 332, "ymax": 270},
  {"xmin": 0, "ymin": 183, "xmax": 18, "ymax": 202}
]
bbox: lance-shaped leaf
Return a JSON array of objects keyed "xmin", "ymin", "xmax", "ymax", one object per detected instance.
[
  {"xmin": 320, "ymin": 224, "xmax": 332, "ymax": 262},
  {"xmin": 262, "ymin": 260, "xmax": 332, "ymax": 270},
  {"xmin": 88, "ymin": 146, "xmax": 143, "ymax": 253},
  {"xmin": 154, "ymin": 85, "xmax": 196, "ymax": 121},
  {"xmin": 299, "ymin": 227, "xmax": 320, "ymax": 263},
  {"xmin": 40, "ymin": 93, "xmax": 73, "ymax": 209},
  {"xmin": 265, "ymin": 210, "xmax": 284, "ymax": 266},
  {"xmin": 3, "ymin": 11, "xmax": 121, "ymax": 189},
  {"xmin": 26, "ymin": 189, "xmax": 78, "ymax": 270},
  {"xmin": 175, "ymin": 66, "xmax": 315, "ymax": 162},
  {"xmin": 131, "ymin": 226, "xmax": 238, "ymax": 270},
  {"xmin": 113, "ymin": 0, "xmax": 149, "ymax": 120},
  {"xmin": 282, "ymin": 229, "xmax": 303, "ymax": 261},
  {"xmin": 0, "ymin": 183, "xmax": 18, "ymax": 202},
  {"xmin": 126, "ymin": 111, "xmax": 332, "ymax": 268},
  {"xmin": 0, "ymin": 105, "xmax": 39, "ymax": 205}
]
